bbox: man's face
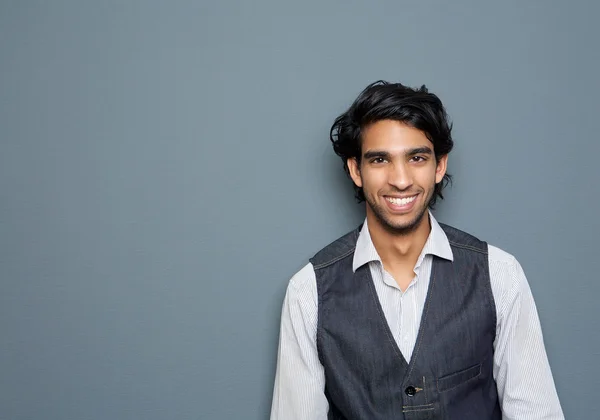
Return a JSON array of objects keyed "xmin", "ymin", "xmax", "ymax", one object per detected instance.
[{"xmin": 347, "ymin": 120, "xmax": 447, "ymax": 235}]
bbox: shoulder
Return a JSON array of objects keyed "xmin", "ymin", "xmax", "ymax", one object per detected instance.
[
  {"xmin": 285, "ymin": 226, "xmax": 362, "ymax": 301},
  {"xmin": 487, "ymin": 243, "xmax": 525, "ymax": 284},
  {"xmin": 310, "ymin": 227, "xmax": 361, "ymax": 269},
  {"xmin": 438, "ymin": 220, "xmax": 527, "ymax": 305},
  {"xmin": 288, "ymin": 263, "xmax": 316, "ymax": 291},
  {"xmin": 438, "ymin": 223, "xmax": 487, "ymax": 253},
  {"xmin": 283, "ymin": 262, "xmax": 318, "ymax": 310},
  {"xmin": 486, "ymin": 244, "xmax": 530, "ymax": 315},
  {"xmin": 487, "ymin": 244, "xmax": 522, "ymax": 291},
  {"xmin": 487, "ymin": 244, "xmax": 519, "ymax": 266}
]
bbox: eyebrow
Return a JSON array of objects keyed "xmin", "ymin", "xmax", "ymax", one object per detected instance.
[
  {"xmin": 363, "ymin": 150, "xmax": 392, "ymax": 160},
  {"xmin": 363, "ymin": 146, "xmax": 433, "ymax": 160},
  {"xmin": 406, "ymin": 146, "xmax": 433, "ymax": 156}
]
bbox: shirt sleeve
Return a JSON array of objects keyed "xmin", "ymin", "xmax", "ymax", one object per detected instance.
[
  {"xmin": 489, "ymin": 248, "xmax": 564, "ymax": 419},
  {"xmin": 270, "ymin": 263, "xmax": 329, "ymax": 420}
]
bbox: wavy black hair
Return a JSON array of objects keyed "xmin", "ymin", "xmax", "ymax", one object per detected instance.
[{"xmin": 330, "ymin": 80, "xmax": 454, "ymax": 208}]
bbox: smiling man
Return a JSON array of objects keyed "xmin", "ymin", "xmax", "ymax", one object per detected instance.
[{"xmin": 270, "ymin": 81, "xmax": 564, "ymax": 419}]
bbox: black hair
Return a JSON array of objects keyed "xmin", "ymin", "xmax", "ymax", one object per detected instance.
[{"xmin": 329, "ymin": 80, "xmax": 454, "ymax": 208}]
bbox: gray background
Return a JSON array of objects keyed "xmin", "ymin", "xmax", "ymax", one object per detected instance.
[{"xmin": 1, "ymin": 1, "xmax": 598, "ymax": 419}]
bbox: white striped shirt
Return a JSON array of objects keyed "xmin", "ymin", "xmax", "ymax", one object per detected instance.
[{"xmin": 271, "ymin": 213, "xmax": 564, "ymax": 419}]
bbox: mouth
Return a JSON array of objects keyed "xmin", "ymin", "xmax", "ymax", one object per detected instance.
[{"xmin": 383, "ymin": 194, "xmax": 418, "ymax": 212}]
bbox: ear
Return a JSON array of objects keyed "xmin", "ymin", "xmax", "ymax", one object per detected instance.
[
  {"xmin": 347, "ymin": 158, "xmax": 363, "ymax": 188},
  {"xmin": 435, "ymin": 154, "xmax": 448, "ymax": 184}
]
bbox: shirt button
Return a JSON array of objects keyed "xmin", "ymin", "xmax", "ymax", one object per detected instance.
[{"xmin": 405, "ymin": 386, "xmax": 416, "ymax": 396}]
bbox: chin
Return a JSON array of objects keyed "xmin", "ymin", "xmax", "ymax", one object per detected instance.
[{"xmin": 382, "ymin": 209, "xmax": 428, "ymax": 234}]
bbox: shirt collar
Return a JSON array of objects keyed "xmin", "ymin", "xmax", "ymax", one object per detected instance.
[{"xmin": 352, "ymin": 210, "xmax": 454, "ymax": 272}]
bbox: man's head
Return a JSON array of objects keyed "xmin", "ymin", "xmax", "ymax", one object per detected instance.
[{"xmin": 330, "ymin": 81, "xmax": 454, "ymax": 234}]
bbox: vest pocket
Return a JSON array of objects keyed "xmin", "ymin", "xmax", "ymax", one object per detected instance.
[{"xmin": 437, "ymin": 363, "xmax": 482, "ymax": 392}]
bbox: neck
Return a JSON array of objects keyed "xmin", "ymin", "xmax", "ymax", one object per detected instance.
[{"xmin": 367, "ymin": 210, "xmax": 432, "ymax": 269}]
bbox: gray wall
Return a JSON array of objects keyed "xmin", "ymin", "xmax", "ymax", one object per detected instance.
[{"xmin": 1, "ymin": 1, "xmax": 598, "ymax": 419}]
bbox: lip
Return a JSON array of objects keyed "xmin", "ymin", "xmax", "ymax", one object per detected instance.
[{"xmin": 383, "ymin": 193, "xmax": 419, "ymax": 213}]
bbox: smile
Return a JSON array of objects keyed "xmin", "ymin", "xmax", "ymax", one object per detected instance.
[{"xmin": 385, "ymin": 196, "xmax": 417, "ymax": 206}]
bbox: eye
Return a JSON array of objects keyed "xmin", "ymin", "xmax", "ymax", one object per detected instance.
[
  {"xmin": 371, "ymin": 157, "xmax": 387, "ymax": 164},
  {"xmin": 410, "ymin": 156, "xmax": 427, "ymax": 163}
]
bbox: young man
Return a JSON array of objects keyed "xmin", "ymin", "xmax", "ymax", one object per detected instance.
[{"xmin": 270, "ymin": 81, "xmax": 564, "ymax": 419}]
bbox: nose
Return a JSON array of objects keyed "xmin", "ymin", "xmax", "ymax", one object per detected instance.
[{"xmin": 387, "ymin": 162, "xmax": 413, "ymax": 190}]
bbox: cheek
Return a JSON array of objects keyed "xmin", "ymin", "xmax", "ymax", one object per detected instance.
[
  {"xmin": 361, "ymin": 169, "xmax": 386, "ymax": 190},
  {"xmin": 426, "ymin": 163, "xmax": 440, "ymax": 182},
  {"xmin": 416, "ymin": 168, "xmax": 438, "ymax": 187}
]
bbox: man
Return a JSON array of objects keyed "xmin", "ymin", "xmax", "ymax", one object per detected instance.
[{"xmin": 270, "ymin": 81, "xmax": 564, "ymax": 419}]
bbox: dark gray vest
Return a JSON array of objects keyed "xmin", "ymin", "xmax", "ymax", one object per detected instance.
[{"xmin": 310, "ymin": 224, "xmax": 501, "ymax": 420}]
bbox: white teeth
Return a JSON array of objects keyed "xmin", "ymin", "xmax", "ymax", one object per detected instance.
[{"xmin": 386, "ymin": 196, "xmax": 416, "ymax": 205}]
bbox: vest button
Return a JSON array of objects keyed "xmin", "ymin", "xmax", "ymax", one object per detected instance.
[{"xmin": 405, "ymin": 386, "xmax": 416, "ymax": 396}]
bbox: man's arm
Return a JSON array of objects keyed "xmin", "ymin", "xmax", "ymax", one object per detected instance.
[
  {"xmin": 270, "ymin": 263, "xmax": 328, "ymax": 420},
  {"xmin": 490, "ymin": 248, "xmax": 564, "ymax": 419}
]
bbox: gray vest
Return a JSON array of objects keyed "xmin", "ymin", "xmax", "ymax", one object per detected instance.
[{"xmin": 310, "ymin": 224, "xmax": 501, "ymax": 420}]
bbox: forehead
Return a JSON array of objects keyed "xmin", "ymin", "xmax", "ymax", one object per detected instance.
[{"xmin": 361, "ymin": 120, "xmax": 431, "ymax": 153}]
